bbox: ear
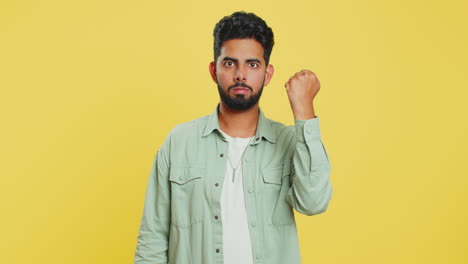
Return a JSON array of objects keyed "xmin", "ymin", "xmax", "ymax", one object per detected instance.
[
  {"xmin": 263, "ymin": 64, "xmax": 275, "ymax": 86},
  {"xmin": 209, "ymin": 61, "xmax": 217, "ymax": 83}
]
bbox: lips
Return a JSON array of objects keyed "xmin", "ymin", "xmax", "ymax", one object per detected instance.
[{"xmin": 232, "ymin": 87, "xmax": 250, "ymax": 94}]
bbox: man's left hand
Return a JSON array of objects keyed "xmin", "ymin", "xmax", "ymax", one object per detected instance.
[{"xmin": 284, "ymin": 70, "xmax": 320, "ymax": 120}]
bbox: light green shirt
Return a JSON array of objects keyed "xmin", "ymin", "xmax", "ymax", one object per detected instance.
[{"xmin": 135, "ymin": 105, "xmax": 332, "ymax": 264}]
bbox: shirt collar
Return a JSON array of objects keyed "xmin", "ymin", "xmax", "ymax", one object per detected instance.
[{"xmin": 202, "ymin": 104, "xmax": 277, "ymax": 144}]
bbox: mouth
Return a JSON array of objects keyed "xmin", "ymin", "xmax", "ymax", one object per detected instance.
[{"xmin": 231, "ymin": 87, "xmax": 251, "ymax": 94}]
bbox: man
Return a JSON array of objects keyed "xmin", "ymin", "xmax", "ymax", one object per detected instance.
[{"xmin": 135, "ymin": 11, "xmax": 332, "ymax": 264}]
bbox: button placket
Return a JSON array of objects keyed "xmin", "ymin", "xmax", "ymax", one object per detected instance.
[{"xmin": 212, "ymin": 138, "xmax": 227, "ymax": 260}]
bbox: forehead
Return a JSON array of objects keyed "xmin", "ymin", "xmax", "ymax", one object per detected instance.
[{"xmin": 219, "ymin": 38, "xmax": 264, "ymax": 61}]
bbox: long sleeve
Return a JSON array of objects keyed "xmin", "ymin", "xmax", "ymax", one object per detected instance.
[
  {"xmin": 286, "ymin": 116, "xmax": 332, "ymax": 216},
  {"xmin": 134, "ymin": 144, "xmax": 171, "ymax": 264}
]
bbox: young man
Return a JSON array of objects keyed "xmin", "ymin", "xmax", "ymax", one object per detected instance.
[{"xmin": 135, "ymin": 11, "xmax": 332, "ymax": 264}]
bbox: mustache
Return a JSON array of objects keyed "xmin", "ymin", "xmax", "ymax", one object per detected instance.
[{"xmin": 228, "ymin": 83, "xmax": 253, "ymax": 92}]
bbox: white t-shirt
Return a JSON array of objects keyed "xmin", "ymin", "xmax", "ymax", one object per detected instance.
[{"xmin": 219, "ymin": 130, "xmax": 254, "ymax": 264}]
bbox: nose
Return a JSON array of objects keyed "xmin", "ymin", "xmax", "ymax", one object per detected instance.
[{"xmin": 234, "ymin": 65, "xmax": 246, "ymax": 82}]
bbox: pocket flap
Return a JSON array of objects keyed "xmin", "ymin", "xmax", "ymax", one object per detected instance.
[
  {"xmin": 262, "ymin": 166, "xmax": 283, "ymax": 184},
  {"xmin": 169, "ymin": 166, "xmax": 204, "ymax": 184}
]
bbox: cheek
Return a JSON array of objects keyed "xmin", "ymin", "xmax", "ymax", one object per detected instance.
[
  {"xmin": 216, "ymin": 71, "xmax": 232, "ymax": 83},
  {"xmin": 251, "ymin": 72, "xmax": 265, "ymax": 85}
]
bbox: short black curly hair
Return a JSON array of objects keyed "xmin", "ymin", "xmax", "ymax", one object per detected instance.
[{"xmin": 213, "ymin": 11, "xmax": 275, "ymax": 65}]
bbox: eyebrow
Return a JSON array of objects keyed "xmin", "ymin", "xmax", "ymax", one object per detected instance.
[{"xmin": 221, "ymin": 56, "xmax": 262, "ymax": 64}]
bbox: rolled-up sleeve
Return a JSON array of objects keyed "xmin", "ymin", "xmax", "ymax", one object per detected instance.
[
  {"xmin": 286, "ymin": 116, "xmax": 332, "ymax": 216},
  {"xmin": 135, "ymin": 139, "xmax": 171, "ymax": 264}
]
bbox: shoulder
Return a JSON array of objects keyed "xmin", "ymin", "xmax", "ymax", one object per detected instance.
[
  {"xmin": 263, "ymin": 116, "xmax": 296, "ymax": 143},
  {"xmin": 169, "ymin": 114, "xmax": 209, "ymax": 138},
  {"xmin": 270, "ymin": 118, "xmax": 293, "ymax": 134},
  {"xmin": 157, "ymin": 114, "xmax": 209, "ymax": 155},
  {"xmin": 272, "ymin": 119, "xmax": 293, "ymax": 131},
  {"xmin": 170, "ymin": 115, "xmax": 208, "ymax": 135}
]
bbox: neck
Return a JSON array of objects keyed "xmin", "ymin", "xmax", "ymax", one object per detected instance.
[{"xmin": 218, "ymin": 102, "xmax": 259, "ymax": 138}]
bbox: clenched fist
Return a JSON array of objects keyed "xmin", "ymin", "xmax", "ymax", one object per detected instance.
[{"xmin": 284, "ymin": 70, "xmax": 320, "ymax": 120}]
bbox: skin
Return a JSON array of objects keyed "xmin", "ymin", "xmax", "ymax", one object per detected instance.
[{"xmin": 209, "ymin": 38, "xmax": 319, "ymax": 138}]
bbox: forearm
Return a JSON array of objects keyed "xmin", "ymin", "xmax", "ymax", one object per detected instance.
[{"xmin": 286, "ymin": 117, "xmax": 332, "ymax": 215}]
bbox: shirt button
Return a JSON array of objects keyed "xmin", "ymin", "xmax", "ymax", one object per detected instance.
[
  {"xmin": 214, "ymin": 215, "xmax": 219, "ymax": 220},
  {"xmin": 216, "ymin": 248, "xmax": 220, "ymax": 253},
  {"xmin": 220, "ymin": 153, "xmax": 224, "ymax": 158},
  {"xmin": 250, "ymin": 222, "xmax": 256, "ymax": 227},
  {"xmin": 248, "ymin": 188, "xmax": 253, "ymax": 193},
  {"xmin": 215, "ymin": 183, "xmax": 219, "ymax": 187}
]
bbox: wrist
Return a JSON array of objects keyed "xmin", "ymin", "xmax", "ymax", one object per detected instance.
[{"xmin": 292, "ymin": 105, "xmax": 316, "ymax": 120}]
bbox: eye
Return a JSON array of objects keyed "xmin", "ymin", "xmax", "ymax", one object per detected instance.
[
  {"xmin": 224, "ymin": 61, "xmax": 234, "ymax": 67},
  {"xmin": 249, "ymin": 63, "xmax": 259, "ymax": 68}
]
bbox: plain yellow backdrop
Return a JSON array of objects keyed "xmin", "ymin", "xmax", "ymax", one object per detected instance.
[{"xmin": 1, "ymin": 0, "xmax": 467, "ymax": 263}]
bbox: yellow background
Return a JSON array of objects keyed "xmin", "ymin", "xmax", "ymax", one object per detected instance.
[{"xmin": 1, "ymin": 0, "xmax": 467, "ymax": 263}]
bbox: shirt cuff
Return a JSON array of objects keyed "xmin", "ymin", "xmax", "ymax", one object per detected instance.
[{"xmin": 294, "ymin": 116, "xmax": 321, "ymax": 143}]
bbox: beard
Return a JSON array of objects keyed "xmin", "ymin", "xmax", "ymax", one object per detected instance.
[{"xmin": 217, "ymin": 81, "xmax": 264, "ymax": 111}]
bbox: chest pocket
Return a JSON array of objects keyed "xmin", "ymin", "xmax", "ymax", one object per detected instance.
[
  {"xmin": 262, "ymin": 167, "xmax": 283, "ymax": 185},
  {"xmin": 169, "ymin": 166, "xmax": 205, "ymax": 227},
  {"xmin": 262, "ymin": 166, "xmax": 295, "ymax": 225}
]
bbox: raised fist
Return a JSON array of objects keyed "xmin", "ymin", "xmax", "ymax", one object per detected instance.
[{"xmin": 284, "ymin": 70, "xmax": 320, "ymax": 120}]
